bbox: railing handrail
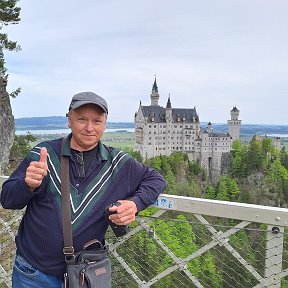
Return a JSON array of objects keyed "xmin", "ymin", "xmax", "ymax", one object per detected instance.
[
  {"xmin": 1, "ymin": 173, "xmax": 288, "ymax": 227},
  {"xmin": 154, "ymin": 193, "xmax": 288, "ymax": 227}
]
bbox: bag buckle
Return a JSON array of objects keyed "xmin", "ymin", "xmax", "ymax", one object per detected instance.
[
  {"xmin": 63, "ymin": 246, "xmax": 75, "ymax": 264},
  {"xmin": 63, "ymin": 246, "xmax": 74, "ymax": 255}
]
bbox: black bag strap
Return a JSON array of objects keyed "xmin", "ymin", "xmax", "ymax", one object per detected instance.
[{"xmin": 61, "ymin": 137, "xmax": 75, "ymax": 263}]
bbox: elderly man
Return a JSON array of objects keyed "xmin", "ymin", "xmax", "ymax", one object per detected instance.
[{"xmin": 1, "ymin": 92, "xmax": 167, "ymax": 288}]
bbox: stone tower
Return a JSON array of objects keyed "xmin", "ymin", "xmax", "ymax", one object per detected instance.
[{"xmin": 228, "ymin": 106, "xmax": 241, "ymax": 141}]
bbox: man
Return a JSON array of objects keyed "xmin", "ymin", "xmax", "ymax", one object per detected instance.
[{"xmin": 1, "ymin": 91, "xmax": 167, "ymax": 288}]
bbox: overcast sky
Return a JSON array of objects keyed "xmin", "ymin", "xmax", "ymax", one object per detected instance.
[{"xmin": 4, "ymin": 0, "xmax": 288, "ymax": 124}]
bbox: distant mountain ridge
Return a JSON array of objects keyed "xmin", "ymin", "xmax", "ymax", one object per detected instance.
[
  {"xmin": 15, "ymin": 116, "xmax": 288, "ymax": 136},
  {"xmin": 15, "ymin": 116, "xmax": 134, "ymax": 130}
]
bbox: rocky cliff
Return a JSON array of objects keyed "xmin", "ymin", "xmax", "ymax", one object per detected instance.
[{"xmin": 0, "ymin": 78, "xmax": 15, "ymax": 175}]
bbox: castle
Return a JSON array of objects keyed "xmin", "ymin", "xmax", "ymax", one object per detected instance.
[{"xmin": 134, "ymin": 78, "xmax": 241, "ymax": 180}]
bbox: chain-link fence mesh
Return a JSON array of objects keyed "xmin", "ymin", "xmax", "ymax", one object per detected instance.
[{"xmin": 1, "ymin": 206, "xmax": 288, "ymax": 288}]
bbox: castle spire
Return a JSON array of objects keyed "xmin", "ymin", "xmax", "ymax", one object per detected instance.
[
  {"xmin": 166, "ymin": 94, "xmax": 172, "ymax": 108},
  {"xmin": 152, "ymin": 76, "xmax": 158, "ymax": 94},
  {"xmin": 150, "ymin": 76, "xmax": 160, "ymax": 106}
]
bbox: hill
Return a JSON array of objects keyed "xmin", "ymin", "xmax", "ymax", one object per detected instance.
[
  {"xmin": 15, "ymin": 116, "xmax": 288, "ymax": 137},
  {"xmin": 15, "ymin": 116, "xmax": 134, "ymax": 130}
]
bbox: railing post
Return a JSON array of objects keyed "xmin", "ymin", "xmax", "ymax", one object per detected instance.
[{"xmin": 264, "ymin": 225, "xmax": 284, "ymax": 287}]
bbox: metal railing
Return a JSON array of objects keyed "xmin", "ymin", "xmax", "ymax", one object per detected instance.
[{"xmin": 1, "ymin": 175, "xmax": 288, "ymax": 287}]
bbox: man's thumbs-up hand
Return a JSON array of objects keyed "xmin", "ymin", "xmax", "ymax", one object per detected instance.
[
  {"xmin": 39, "ymin": 146, "xmax": 48, "ymax": 163},
  {"xmin": 25, "ymin": 147, "xmax": 49, "ymax": 192}
]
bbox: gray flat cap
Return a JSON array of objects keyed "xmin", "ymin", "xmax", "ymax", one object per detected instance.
[{"xmin": 69, "ymin": 92, "xmax": 108, "ymax": 114}]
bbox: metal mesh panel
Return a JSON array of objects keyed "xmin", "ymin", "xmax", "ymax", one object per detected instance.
[{"xmin": 1, "ymin": 206, "xmax": 288, "ymax": 287}]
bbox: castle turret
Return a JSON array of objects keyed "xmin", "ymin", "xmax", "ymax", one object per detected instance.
[
  {"xmin": 207, "ymin": 122, "xmax": 213, "ymax": 133},
  {"xmin": 228, "ymin": 106, "xmax": 241, "ymax": 141},
  {"xmin": 165, "ymin": 95, "xmax": 172, "ymax": 122},
  {"xmin": 150, "ymin": 77, "xmax": 159, "ymax": 106}
]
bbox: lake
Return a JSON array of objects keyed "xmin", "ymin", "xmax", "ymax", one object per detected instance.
[{"xmin": 16, "ymin": 128, "xmax": 135, "ymax": 135}]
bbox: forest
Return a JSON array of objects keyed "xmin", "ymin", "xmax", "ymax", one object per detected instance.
[{"xmin": 127, "ymin": 136, "xmax": 288, "ymax": 209}]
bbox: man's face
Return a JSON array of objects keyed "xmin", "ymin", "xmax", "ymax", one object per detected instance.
[{"xmin": 68, "ymin": 104, "xmax": 107, "ymax": 151}]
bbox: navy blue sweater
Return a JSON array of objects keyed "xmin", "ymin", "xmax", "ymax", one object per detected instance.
[{"xmin": 0, "ymin": 135, "xmax": 166, "ymax": 277}]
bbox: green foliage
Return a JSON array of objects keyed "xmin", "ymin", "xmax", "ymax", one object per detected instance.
[
  {"xmin": 280, "ymin": 147, "xmax": 288, "ymax": 169},
  {"xmin": 198, "ymin": 252, "xmax": 223, "ymax": 287},
  {"xmin": 8, "ymin": 132, "xmax": 36, "ymax": 173},
  {"xmin": 205, "ymin": 185, "xmax": 216, "ymax": 199},
  {"xmin": 0, "ymin": 0, "xmax": 21, "ymax": 99},
  {"xmin": 144, "ymin": 152, "xmax": 206, "ymax": 197},
  {"xmin": 216, "ymin": 176, "xmax": 230, "ymax": 201},
  {"xmin": 266, "ymin": 159, "xmax": 288, "ymax": 205},
  {"xmin": 123, "ymin": 148, "xmax": 143, "ymax": 163},
  {"xmin": 231, "ymin": 140, "xmax": 248, "ymax": 178}
]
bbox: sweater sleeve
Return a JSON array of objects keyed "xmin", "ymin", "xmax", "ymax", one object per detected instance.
[{"xmin": 127, "ymin": 159, "xmax": 167, "ymax": 212}]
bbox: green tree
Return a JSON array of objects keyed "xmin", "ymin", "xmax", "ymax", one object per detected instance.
[
  {"xmin": 145, "ymin": 156, "xmax": 162, "ymax": 172},
  {"xmin": 164, "ymin": 169, "xmax": 177, "ymax": 194},
  {"xmin": 9, "ymin": 132, "xmax": 36, "ymax": 173},
  {"xmin": 231, "ymin": 140, "xmax": 248, "ymax": 178},
  {"xmin": 0, "ymin": 0, "xmax": 21, "ymax": 96},
  {"xmin": 266, "ymin": 159, "xmax": 288, "ymax": 206},
  {"xmin": 205, "ymin": 185, "xmax": 216, "ymax": 199},
  {"xmin": 280, "ymin": 147, "xmax": 288, "ymax": 170},
  {"xmin": 216, "ymin": 176, "xmax": 230, "ymax": 201},
  {"xmin": 123, "ymin": 148, "xmax": 143, "ymax": 163},
  {"xmin": 228, "ymin": 178, "xmax": 240, "ymax": 201},
  {"xmin": 247, "ymin": 136, "xmax": 263, "ymax": 173},
  {"xmin": 200, "ymin": 252, "xmax": 223, "ymax": 287}
]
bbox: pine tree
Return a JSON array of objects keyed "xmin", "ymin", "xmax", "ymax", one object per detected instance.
[{"xmin": 0, "ymin": 0, "xmax": 21, "ymax": 78}]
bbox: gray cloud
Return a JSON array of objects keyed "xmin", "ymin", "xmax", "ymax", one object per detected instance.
[{"xmin": 4, "ymin": 0, "xmax": 288, "ymax": 124}]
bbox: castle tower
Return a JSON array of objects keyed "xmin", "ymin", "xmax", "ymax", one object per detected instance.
[
  {"xmin": 150, "ymin": 77, "xmax": 159, "ymax": 106},
  {"xmin": 274, "ymin": 137, "xmax": 281, "ymax": 150},
  {"xmin": 228, "ymin": 106, "xmax": 241, "ymax": 141},
  {"xmin": 207, "ymin": 122, "xmax": 213, "ymax": 133},
  {"xmin": 165, "ymin": 95, "xmax": 172, "ymax": 122}
]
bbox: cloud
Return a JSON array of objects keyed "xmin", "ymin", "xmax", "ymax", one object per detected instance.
[{"xmin": 3, "ymin": 0, "xmax": 288, "ymax": 124}]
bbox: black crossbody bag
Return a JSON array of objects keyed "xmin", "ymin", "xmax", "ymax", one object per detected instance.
[{"xmin": 61, "ymin": 139, "xmax": 111, "ymax": 288}]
